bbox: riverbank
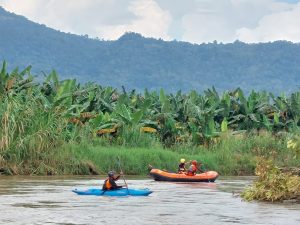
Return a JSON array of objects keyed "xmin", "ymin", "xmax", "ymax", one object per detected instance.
[{"xmin": 1, "ymin": 132, "xmax": 299, "ymax": 176}]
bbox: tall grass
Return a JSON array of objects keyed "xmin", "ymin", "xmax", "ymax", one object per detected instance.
[
  {"xmin": 114, "ymin": 125, "xmax": 162, "ymax": 148},
  {"xmin": 50, "ymin": 131, "xmax": 299, "ymax": 176},
  {"xmin": 0, "ymin": 90, "xmax": 88, "ymax": 174},
  {"xmin": 61, "ymin": 143, "xmax": 197, "ymax": 175},
  {"xmin": 1, "ymin": 98, "xmax": 299, "ymax": 176},
  {"xmin": 1, "ymin": 106, "xmax": 299, "ymax": 176}
]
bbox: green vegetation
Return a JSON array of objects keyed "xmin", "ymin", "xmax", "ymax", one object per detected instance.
[
  {"xmin": 241, "ymin": 157, "xmax": 300, "ymax": 202},
  {"xmin": 63, "ymin": 133, "xmax": 299, "ymax": 176},
  {"xmin": 240, "ymin": 135, "xmax": 300, "ymax": 202},
  {"xmin": 0, "ymin": 62, "xmax": 299, "ymax": 177}
]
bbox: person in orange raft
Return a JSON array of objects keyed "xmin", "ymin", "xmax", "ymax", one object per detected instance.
[
  {"xmin": 102, "ymin": 171, "xmax": 123, "ymax": 190},
  {"xmin": 186, "ymin": 160, "xmax": 204, "ymax": 176},
  {"xmin": 178, "ymin": 158, "xmax": 187, "ymax": 173}
]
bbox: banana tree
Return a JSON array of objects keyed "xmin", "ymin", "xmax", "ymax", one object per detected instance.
[
  {"xmin": 271, "ymin": 93, "xmax": 296, "ymax": 130},
  {"xmin": 229, "ymin": 89, "xmax": 273, "ymax": 131},
  {"xmin": 151, "ymin": 89, "xmax": 180, "ymax": 146},
  {"xmin": 184, "ymin": 90, "xmax": 223, "ymax": 145},
  {"xmin": 0, "ymin": 61, "xmax": 35, "ymax": 97},
  {"xmin": 289, "ymin": 92, "xmax": 300, "ymax": 128}
]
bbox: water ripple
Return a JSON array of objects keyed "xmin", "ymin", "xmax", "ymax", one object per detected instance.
[{"xmin": 0, "ymin": 176, "xmax": 299, "ymax": 225}]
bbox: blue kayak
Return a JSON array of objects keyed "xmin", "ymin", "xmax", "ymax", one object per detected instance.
[{"xmin": 72, "ymin": 188, "xmax": 152, "ymax": 196}]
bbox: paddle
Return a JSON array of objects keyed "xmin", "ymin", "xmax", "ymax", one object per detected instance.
[{"xmin": 117, "ymin": 156, "xmax": 129, "ymax": 193}]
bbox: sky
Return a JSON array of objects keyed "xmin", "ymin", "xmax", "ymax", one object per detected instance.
[{"xmin": 0, "ymin": 0, "xmax": 300, "ymax": 43}]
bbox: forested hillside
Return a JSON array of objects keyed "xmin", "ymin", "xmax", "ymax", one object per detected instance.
[{"xmin": 0, "ymin": 6, "xmax": 299, "ymax": 93}]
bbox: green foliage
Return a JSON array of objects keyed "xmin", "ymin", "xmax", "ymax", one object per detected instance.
[
  {"xmin": 241, "ymin": 158, "xmax": 300, "ymax": 202},
  {"xmin": 287, "ymin": 133, "xmax": 300, "ymax": 157},
  {"xmin": 113, "ymin": 125, "xmax": 161, "ymax": 148},
  {"xmin": 0, "ymin": 62, "xmax": 300, "ymax": 176},
  {"xmin": 69, "ymin": 144, "xmax": 181, "ymax": 175}
]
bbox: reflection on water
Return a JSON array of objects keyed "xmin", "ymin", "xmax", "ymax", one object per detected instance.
[{"xmin": 0, "ymin": 176, "xmax": 299, "ymax": 225}]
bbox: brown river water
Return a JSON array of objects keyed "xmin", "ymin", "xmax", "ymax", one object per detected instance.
[{"xmin": 0, "ymin": 176, "xmax": 299, "ymax": 225}]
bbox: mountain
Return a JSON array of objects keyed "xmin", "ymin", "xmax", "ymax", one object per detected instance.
[{"xmin": 0, "ymin": 6, "xmax": 299, "ymax": 93}]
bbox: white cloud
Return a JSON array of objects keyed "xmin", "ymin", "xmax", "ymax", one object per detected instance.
[
  {"xmin": 181, "ymin": 0, "xmax": 298, "ymax": 43},
  {"xmin": 236, "ymin": 3, "xmax": 300, "ymax": 42},
  {"xmin": 95, "ymin": 0, "xmax": 172, "ymax": 40},
  {"xmin": 0, "ymin": 0, "xmax": 299, "ymax": 43},
  {"xmin": 0, "ymin": 0, "xmax": 171, "ymax": 40},
  {"xmin": 34, "ymin": 0, "xmax": 135, "ymax": 37}
]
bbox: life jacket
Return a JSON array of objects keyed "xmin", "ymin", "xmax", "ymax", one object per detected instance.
[
  {"xmin": 178, "ymin": 163, "xmax": 186, "ymax": 173},
  {"xmin": 186, "ymin": 164, "xmax": 197, "ymax": 176},
  {"xmin": 104, "ymin": 178, "xmax": 112, "ymax": 190}
]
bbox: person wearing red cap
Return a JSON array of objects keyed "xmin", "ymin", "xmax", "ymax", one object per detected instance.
[{"xmin": 186, "ymin": 160, "xmax": 204, "ymax": 176}]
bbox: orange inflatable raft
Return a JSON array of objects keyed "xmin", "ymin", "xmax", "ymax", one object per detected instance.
[{"xmin": 150, "ymin": 169, "xmax": 219, "ymax": 182}]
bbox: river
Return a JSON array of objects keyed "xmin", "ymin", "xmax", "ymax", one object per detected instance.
[{"xmin": 0, "ymin": 176, "xmax": 299, "ymax": 225}]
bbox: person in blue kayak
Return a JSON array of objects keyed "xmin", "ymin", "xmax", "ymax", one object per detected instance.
[
  {"xmin": 186, "ymin": 160, "xmax": 204, "ymax": 176},
  {"xmin": 178, "ymin": 158, "xmax": 187, "ymax": 173},
  {"xmin": 102, "ymin": 171, "xmax": 124, "ymax": 190}
]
